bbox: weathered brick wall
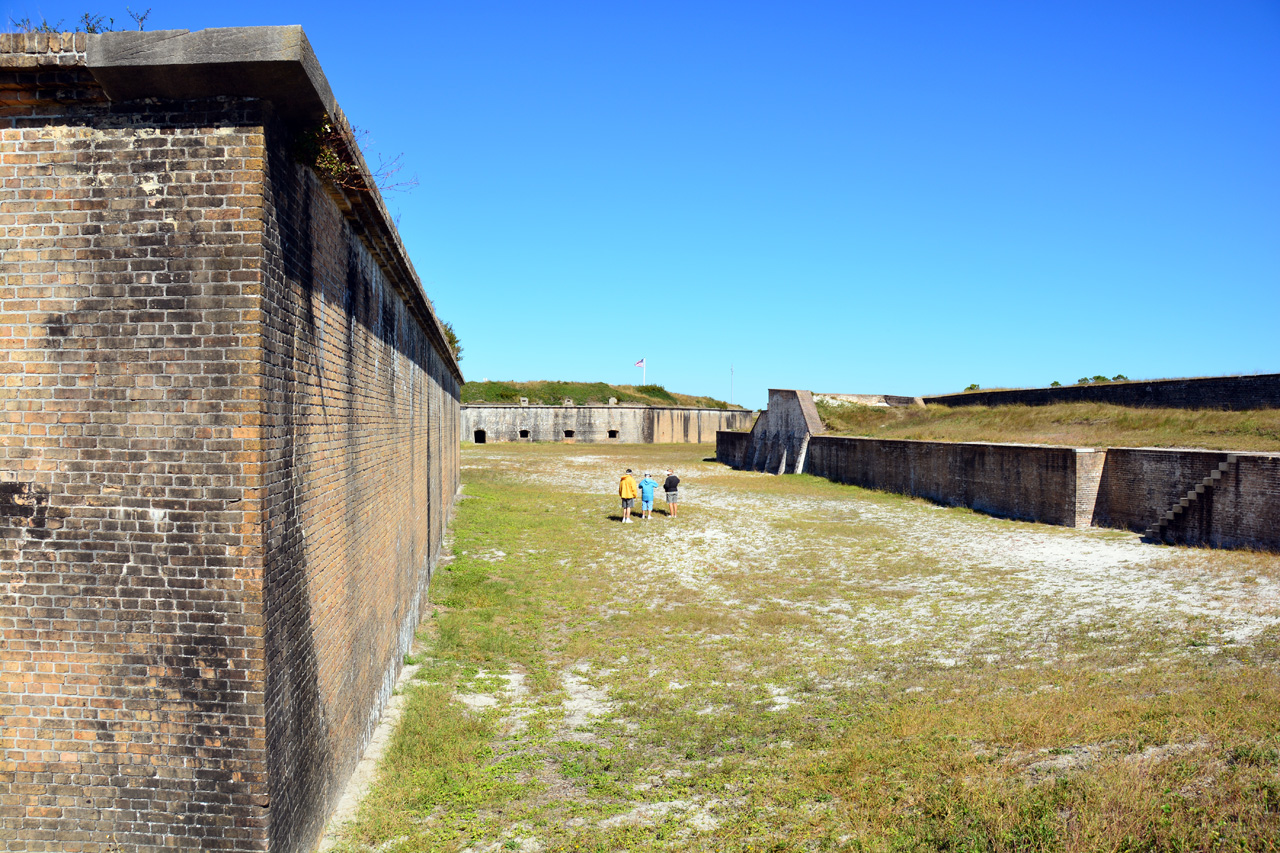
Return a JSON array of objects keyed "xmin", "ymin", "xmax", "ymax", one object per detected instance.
[
  {"xmin": 804, "ymin": 436, "xmax": 1095, "ymax": 527},
  {"xmin": 257, "ymin": 117, "xmax": 460, "ymax": 851},
  {"xmin": 1091, "ymin": 448, "xmax": 1229, "ymax": 532},
  {"xmin": 1095, "ymin": 448, "xmax": 1280, "ymax": 550},
  {"xmin": 462, "ymin": 405, "xmax": 751, "ymax": 443},
  {"xmin": 1181, "ymin": 455, "xmax": 1280, "ymax": 550},
  {"xmin": 925, "ymin": 373, "xmax": 1280, "ymax": 409},
  {"xmin": 717, "ymin": 424, "xmax": 1279, "ymax": 548},
  {"xmin": 1, "ymin": 29, "xmax": 461, "ymax": 852},
  {"xmin": 1, "ymin": 34, "xmax": 269, "ymax": 851}
]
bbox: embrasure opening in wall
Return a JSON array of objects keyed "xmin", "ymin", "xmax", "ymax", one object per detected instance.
[
  {"xmin": 474, "ymin": 430, "xmax": 486, "ymax": 444},
  {"xmin": 607, "ymin": 430, "xmax": 619, "ymax": 439},
  {"xmin": 519, "ymin": 429, "xmax": 530, "ymax": 439},
  {"xmin": 563, "ymin": 430, "xmax": 575, "ymax": 439}
]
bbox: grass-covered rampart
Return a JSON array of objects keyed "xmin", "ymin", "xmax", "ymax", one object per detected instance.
[
  {"xmin": 462, "ymin": 380, "xmax": 738, "ymax": 409},
  {"xmin": 816, "ymin": 401, "xmax": 1280, "ymax": 452}
]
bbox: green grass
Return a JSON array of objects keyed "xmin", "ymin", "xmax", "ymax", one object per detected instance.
[
  {"xmin": 333, "ymin": 444, "xmax": 1280, "ymax": 852},
  {"xmin": 816, "ymin": 400, "xmax": 1280, "ymax": 452},
  {"xmin": 462, "ymin": 380, "xmax": 738, "ymax": 409}
]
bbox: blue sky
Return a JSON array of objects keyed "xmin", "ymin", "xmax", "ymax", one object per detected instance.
[{"xmin": 10, "ymin": 1, "xmax": 1278, "ymax": 409}]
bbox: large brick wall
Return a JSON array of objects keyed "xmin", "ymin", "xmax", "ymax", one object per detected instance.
[
  {"xmin": 1170, "ymin": 454, "xmax": 1280, "ymax": 550},
  {"xmin": 462, "ymin": 405, "xmax": 752, "ymax": 443},
  {"xmin": 1, "ymin": 28, "xmax": 461, "ymax": 851},
  {"xmin": 1091, "ymin": 448, "xmax": 1230, "ymax": 532},
  {"xmin": 804, "ymin": 437, "xmax": 1101, "ymax": 527},
  {"xmin": 1094, "ymin": 449, "xmax": 1280, "ymax": 550},
  {"xmin": 925, "ymin": 373, "xmax": 1280, "ymax": 410}
]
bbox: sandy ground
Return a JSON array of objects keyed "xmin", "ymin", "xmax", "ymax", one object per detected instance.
[{"xmin": 330, "ymin": 446, "xmax": 1280, "ymax": 850}]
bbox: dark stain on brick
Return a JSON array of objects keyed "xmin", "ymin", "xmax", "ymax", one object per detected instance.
[
  {"xmin": 160, "ymin": 632, "xmax": 236, "ymax": 716},
  {"xmin": 45, "ymin": 314, "xmax": 72, "ymax": 337},
  {"xmin": 0, "ymin": 482, "xmax": 53, "ymax": 539}
]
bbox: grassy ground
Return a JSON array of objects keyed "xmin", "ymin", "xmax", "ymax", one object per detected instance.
[
  {"xmin": 463, "ymin": 380, "xmax": 738, "ymax": 409},
  {"xmin": 331, "ymin": 444, "xmax": 1280, "ymax": 852},
  {"xmin": 816, "ymin": 401, "xmax": 1280, "ymax": 452}
]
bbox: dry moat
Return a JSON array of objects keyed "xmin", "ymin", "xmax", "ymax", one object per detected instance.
[{"xmin": 327, "ymin": 442, "xmax": 1280, "ymax": 852}]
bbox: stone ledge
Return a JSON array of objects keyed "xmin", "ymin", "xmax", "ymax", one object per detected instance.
[{"xmin": 86, "ymin": 26, "xmax": 334, "ymax": 127}]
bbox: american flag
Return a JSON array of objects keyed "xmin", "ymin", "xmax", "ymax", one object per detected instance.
[{"xmin": 634, "ymin": 358, "xmax": 645, "ymax": 367}]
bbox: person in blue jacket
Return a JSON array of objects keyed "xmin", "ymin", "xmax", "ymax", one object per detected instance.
[{"xmin": 637, "ymin": 472, "xmax": 660, "ymax": 520}]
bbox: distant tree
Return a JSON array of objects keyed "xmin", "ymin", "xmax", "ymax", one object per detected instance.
[
  {"xmin": 1091, "ymin": 374, "xmax": 1111, "ymax": 384},
  {"xmin": 1112, "ymin": 374, "xmax": 1128, "ymax": 382},
  {"xmin": 1050, "ymin": 380, "xmax": 1061, "ymax": 387},
  {"xmin": 1077, "ymin": 378, "xmax": 1090, "ymax": 385},
  {"xmin": 964, "ymin": 383, "xmax": 980, "ymax": 392}
]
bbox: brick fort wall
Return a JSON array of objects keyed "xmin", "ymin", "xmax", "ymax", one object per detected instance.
[
  {"xmin": 924, "ymin": 373, "xmax": 1280, "ymax": 410},
  {"xmin": 462, "ymin": 405, "xmax": 752, "ymax": 444},
  {"xmin": 804, "ymin": 436, "xmax": 1100, "ymax": 528},
  {"xmin": 1, "ymin": 29, "xmax": 461, "ymax": 852}
]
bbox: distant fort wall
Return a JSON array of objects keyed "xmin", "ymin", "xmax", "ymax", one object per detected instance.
[
  {"xmin": 463, "ymin": 405, "xmax": 753, "ymax": 443},
  {"xmin": 924, "ymin": 373, "xmax": 1280, "ymax": 409},
  {"xmin": 813, "ymin": 393, "xmax": 924, "ymax": 408}
]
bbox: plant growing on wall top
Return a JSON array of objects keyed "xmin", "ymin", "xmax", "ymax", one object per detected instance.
[
  {"xmin": 6, "ymin": 6, "xmax": 149, "ymax": 32},
  {"xmin": 441, "ymin": 321, "xmax": 462, "ymax": 363},
  {"xmin": 293, "ymin": 120, "xmax": 418, "ymax": 196}
]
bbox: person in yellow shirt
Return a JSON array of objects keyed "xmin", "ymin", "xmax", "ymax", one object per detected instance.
[{"xmin": 618, "ymin": 468, "xmax": 638, "ymax": 524}]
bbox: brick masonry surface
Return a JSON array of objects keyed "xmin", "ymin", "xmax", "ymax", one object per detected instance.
[
  {"xmin": 1095, "ymin": 449, "xmax": 1280, "ymax": 550},
  {"xmin": 924, "ymin": 373, "xmax": 1280, "ymax": 410},
  {"xmin": 1, "ymin": 30, "xmax": 461, "ymax": 852},
  {"xmin": 1172, "ymin": 454, "xmax": 1280, "ymax": 550},
  {"xmin": 1091, "ymin": 449, "xmax": 1231, "ymax": 533},
  {"xmin": 804, "ymin": 436, "xmax": 1096, "ymax": 528},
  {"xmin": 462, "ymin": 405, "xmax": 752, "ymax": 444}
]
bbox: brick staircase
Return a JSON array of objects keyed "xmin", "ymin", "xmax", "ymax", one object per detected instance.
[{"xmin": 1144, "ymin": 455, "xmax": 1239, "ymax": 542}]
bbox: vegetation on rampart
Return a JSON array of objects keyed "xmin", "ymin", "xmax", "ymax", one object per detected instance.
[
  {"xmin": 463, "ymin": 380, "xmax": 738, "ymax": 409},
  {"xmin": 816, "ymin": 400, "xmax": 1280, "ymax": 452}
]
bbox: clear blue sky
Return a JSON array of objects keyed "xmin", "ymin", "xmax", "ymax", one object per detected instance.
[{"xmin": 10, "ymin": 1, "xmax": 1278, "ymax": 409}]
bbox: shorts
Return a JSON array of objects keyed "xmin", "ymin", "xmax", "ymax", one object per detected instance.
[
  {"xmin": 621, "ymin": 498, "xmax": 635, "ymax": 509},
  {"xmin": 641, "ymin": 499, "xmax": 653, "ymax": 511},
  {"xmin": 665, "ymin": 492, "xmax": 678, "ymax": 503}
]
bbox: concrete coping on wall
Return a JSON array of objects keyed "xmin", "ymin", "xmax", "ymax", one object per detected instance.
[
  {"xmin": 463, "ymin": 403, "xmax": 754, "ymax": 412},
  {"xmin": 817, "ymin": 435, "xmax": 1102, "ymax": 453},
  {"xmin": 71, "ymin": 26, "xmax": 463, "ymax": 385},
  {"xmin": 86, "ymin": 27, "xmax": 334, "ymax": 127}
]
